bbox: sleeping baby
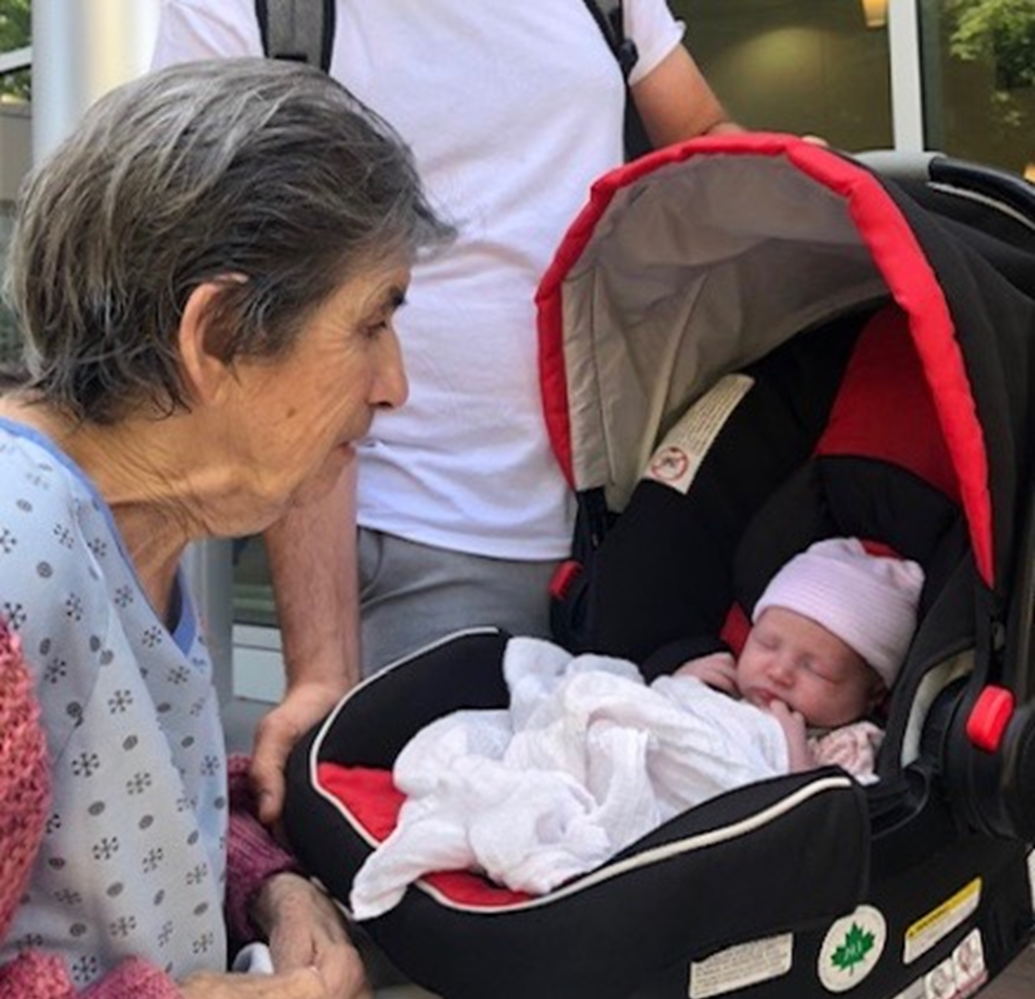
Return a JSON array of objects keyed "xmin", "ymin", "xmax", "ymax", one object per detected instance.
[{"xmin": 349, "ymin": 537, "xmax": 924, "ymax": 919}]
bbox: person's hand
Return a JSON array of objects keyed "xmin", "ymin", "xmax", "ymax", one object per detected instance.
[
  {"xmin": 673, "ymin": 651, "xmax": 738, "ymax": 695},
  {"xmin": 178, "ymin": 874, "xmax": 373, "ymax": 999},
  {"xmin": 178, "ymin": 965, "xmax": 333, "ymax": 999},
  {"xmin": 250, "ymin": 680, "xmax": 350, "ymax": 825},
  {"xmin": 765, "ymin": 699, "xmax": 811, "ymax": 772},
  {"xmin": 254, "ymin": 873, "xmax": 372, "ymax": 998}
]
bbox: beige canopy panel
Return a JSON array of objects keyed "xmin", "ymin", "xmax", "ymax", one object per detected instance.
[{"xmin": 549, "ymin": 151, "xmax": 890, "ymax": 511}]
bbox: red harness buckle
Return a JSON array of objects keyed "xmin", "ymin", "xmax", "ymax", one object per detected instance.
[
  {"xmin": 965, "ymin": 686, "xmax": 1015, "ymax": 753},
  {"xmin": 549, "ymin": 560, "xmax": 583, "ymax": 600}
]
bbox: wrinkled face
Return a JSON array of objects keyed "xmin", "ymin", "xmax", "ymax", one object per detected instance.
[
  {"xmin": 735, "ymin": 607, "xmax": 882, "ymax": 728},
  {"xmin": 221, "ymin": 254, "xmax": 410, "ymax": 519}
]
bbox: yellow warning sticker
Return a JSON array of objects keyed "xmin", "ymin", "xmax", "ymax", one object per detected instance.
[{"xmin": 903, "ymin": 879, "xmax": 981, "ymax": 966}]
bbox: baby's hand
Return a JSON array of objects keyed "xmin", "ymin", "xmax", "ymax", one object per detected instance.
[
  {"xmin": 765, "ymin": 700, "xmax": 811, "ymax": 773},
  {"xmin": 673, "ymin": 651, "xmax": 738, "ymax": 695}
]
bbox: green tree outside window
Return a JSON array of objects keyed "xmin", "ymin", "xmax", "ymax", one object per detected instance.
[
  {"xmin": 946, "ymin": 0, "xmax": 1035, "ymax": 137},
  {"xmin": 0, "ymin": 0, "xmax": 31, "ymax": 101}
]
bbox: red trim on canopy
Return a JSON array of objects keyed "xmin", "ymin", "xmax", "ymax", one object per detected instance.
[{"xmin": 535, "ymin": 134, "xmax": 994, "ymax": 584}]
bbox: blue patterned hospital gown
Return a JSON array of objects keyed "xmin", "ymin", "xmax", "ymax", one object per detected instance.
[{"xmin": 0, "ymin": 419, "xmax": 228, "ymax": 986}]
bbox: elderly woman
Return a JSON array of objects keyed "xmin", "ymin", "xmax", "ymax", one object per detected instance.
[{"xmin": 0, "ymin": 59, "xmax": 452, "ymax": 998}]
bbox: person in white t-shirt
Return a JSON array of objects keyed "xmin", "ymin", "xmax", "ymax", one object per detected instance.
[{"xmin": 151, "ymin": 0, "xmax": 743, "ymax": 824}]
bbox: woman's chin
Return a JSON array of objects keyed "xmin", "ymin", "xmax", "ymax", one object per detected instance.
[{"xmin": 289, "ymin": 445, "xmax": 355, "ymax": 507}]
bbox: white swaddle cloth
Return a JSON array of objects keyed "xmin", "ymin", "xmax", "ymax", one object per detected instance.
[{"xmin": 349, "ymin": 637, "xmax": 789, "ymax": 919}]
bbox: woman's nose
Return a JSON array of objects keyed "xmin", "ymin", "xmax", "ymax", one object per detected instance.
[{"xmin": 373, "ymin": 329, "xmax": 409, "ymax": 410}]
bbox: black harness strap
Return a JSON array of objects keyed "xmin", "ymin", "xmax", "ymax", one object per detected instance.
[
  {"xmin": 582, "ymin": 0, "xmax": 639, "ymax": 79},
  {"xmin": 581, "ymin": 0, "xmax": 652, "ymax": 160}
]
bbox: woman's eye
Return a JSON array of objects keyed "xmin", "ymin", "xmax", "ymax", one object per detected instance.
[
  {"xmin": 362, "ymin": 319, "xmax": 390, "ymax": 339},
  {"xmin": 362, "ymin": 292, "xmax": 406, "ymax": 340}
]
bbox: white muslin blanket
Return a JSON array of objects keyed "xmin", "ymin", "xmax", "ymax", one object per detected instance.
[{"xmin": 349, "ymin": 637, "xmax": 789, "ymax": 919}]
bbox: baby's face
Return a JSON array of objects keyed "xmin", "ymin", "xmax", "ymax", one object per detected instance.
[{"xmin": 736, "ymin": 607, "xmax": 882, "ymax": 728}]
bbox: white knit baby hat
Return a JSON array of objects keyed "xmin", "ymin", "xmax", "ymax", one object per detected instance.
[{"xmin": 752, "ymin": 537, "xmax": 925, "ymax": 688}]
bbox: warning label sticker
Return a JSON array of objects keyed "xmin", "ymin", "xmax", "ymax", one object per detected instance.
[
  {"xmin": 892, "ymin": 929, "xmax": 987, "ymax": 999},
  {"xmin": 688, "ymin": 934, "xmax": 793, "ymax": 998},
  {"xmin": 903, "ymin": 879, "xmax": 981, "ymax": 966},
  {"xmin": 643, "ymin": 374, "xmax": 754, "ymax": 495}
]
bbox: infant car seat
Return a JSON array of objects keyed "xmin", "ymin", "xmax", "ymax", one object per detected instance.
[{"xmin": 284, "ymin": 135, "xmax": 1035, "ymax": 999}]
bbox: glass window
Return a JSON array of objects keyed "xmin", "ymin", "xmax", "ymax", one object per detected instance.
[
  {"xmin": 919, "ymin": 0, "xmax": 1034, "ymax": 177},
  {"xmin": 233, "ymin": 536, "xmax": 278, "ymax": 627},
  {"xmin": 673, "ymin": 0, "xmax": 893, "ymax": 151}
]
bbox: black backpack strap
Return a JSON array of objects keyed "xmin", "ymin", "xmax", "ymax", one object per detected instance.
[
  {"xmin": 256, "ymin": 0, "xmax": 336, "ymax": 73},
  {"xmin": 580, "ymin": 0, "xmax": 652, "ymax": 160},
  {"xmin": 582, "ymin": 0, "xmax": 639, "ymax": 79}
]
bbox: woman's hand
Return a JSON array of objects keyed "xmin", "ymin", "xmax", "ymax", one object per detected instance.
[
  {"xmin": 251, "ymin": 873, "xmax": 372, "ymax": 998},
  {"xmin": 176, "ymin": 873, "xmax": 372, "ymax": 998}
]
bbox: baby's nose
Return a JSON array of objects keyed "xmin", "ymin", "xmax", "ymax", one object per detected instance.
[{"xmin": 767, "ymin": 658, "xmax": 796, "ymax": 685}]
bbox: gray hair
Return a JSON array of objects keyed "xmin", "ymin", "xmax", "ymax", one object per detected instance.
[{"xmin": 3, "ymin": 58, "xmax": 454, "ymax": 423}]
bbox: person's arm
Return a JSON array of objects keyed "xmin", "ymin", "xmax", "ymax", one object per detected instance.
[
  {"xmin": 5, "ymin": 753, "xmax": 362, "ymax": 999},
  {"xmin": 251, "ymin": 458, "xmax": 361, "ymax": 825},
  {"xmin": 631, "ymin": 44, "xmax": 744, "ymax": 149},
  {"xmin": 224, "ymin": 756, "xmax": 372, "ymax": 998}
]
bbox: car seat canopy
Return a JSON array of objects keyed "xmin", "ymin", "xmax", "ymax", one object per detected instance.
[
  {"xmin": 556, "ymin": 155, "xmax": 886, "ymax": 511},
  {"xmin": 538, "ymin": 134, "xmax": 1035, "ymax": 591}
]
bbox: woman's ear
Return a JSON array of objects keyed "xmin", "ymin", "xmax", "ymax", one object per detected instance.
[{"xmin": 177, "ymin": 281, "xmax": 236, "ymax": 407}]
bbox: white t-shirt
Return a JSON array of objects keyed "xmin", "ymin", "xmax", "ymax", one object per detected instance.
[{"xmin": 152, "ymin": 0, "xmax": 685, "ymax": 559}]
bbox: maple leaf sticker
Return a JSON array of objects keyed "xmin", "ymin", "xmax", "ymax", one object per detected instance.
[
  {"xmin": 831, "ymin": 923, "xmax": 876, "ymax": 974},
  {"xmin": 819, "ymin": 905, "xmax": 886, "ymax": 991}
]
